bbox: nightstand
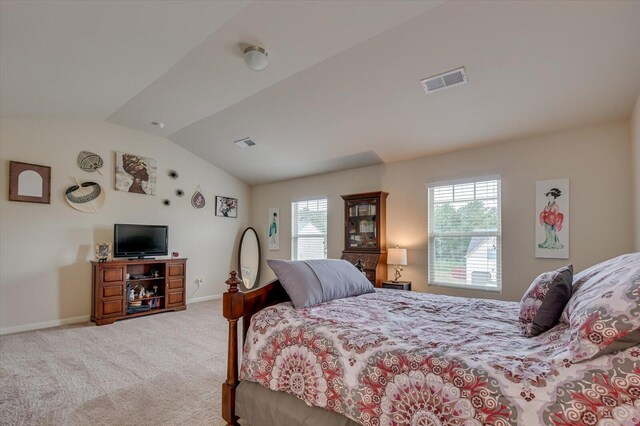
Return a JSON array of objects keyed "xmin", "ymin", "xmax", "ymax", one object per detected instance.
[{"xmin": 381, "ymin": 281, "xmax": 411, "ymax": 291}]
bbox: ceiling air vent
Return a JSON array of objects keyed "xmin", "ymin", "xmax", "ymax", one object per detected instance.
[
  {"xmin": 421, "ymin": 67, "xmax": 467, "ymax": 94},
  {"xmin": 233, "ymin": 137, "xmax": 256, "ymax": 148}
]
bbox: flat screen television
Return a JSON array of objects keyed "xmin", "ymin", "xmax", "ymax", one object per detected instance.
[{"xmin": 114, "ymin": 224, "xmax": 168, "ymax": 258}]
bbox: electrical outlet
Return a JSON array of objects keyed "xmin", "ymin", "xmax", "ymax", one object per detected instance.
[{"xmin": 196, "ymin": 278, "xmax": 203, "ymax": 286}]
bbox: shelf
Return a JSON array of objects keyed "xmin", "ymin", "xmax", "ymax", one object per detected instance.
[
  {"xmin": 126, "ymin": 308, "xmax": 163, "ymax": 318},
  {"xmin": 127, "ymin": 276, "xmax": 164, "ymax": 282},
  {"xmin": 127, "ymin": 295, "xmax": 164, "ymax": 303},
  {"xmin": 348, "ymin": 214, "xmax": 377, "ymax": 219}
]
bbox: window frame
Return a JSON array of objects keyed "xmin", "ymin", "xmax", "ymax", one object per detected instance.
[
  {"xmin": 426, "ymin": 176, "xmax": 502, "ymax": 292},
  {"xmin": 291, "ymin": 198, "xmax": 328, "ymax": 261}
]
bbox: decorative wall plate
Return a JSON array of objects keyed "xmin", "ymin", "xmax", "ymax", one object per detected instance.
[
  {"xmin": 77, "ymin": 151, "xmax": 104, "ymax": 174},
  {"xmin": 191, "ymin": 186, "xmax": 205, "ymax": 209},
  {"xmin": 65, "ymin": 181, "xmax": 105, "ymax": 213}
]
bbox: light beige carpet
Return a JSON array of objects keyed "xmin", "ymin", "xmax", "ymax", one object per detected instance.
[{"xmin": 1, "ymin": 300, "xmax": 230, "ymax": 425}]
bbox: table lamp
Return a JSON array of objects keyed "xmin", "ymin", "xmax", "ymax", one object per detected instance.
[{"xmin": 387, "ymin": 247, "xmax": 407, "ymax": 282}]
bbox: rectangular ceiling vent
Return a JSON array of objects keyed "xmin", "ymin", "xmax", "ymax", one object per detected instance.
[
  {"xmin": 421, "ymin": 67, "xmax": 467, "ymax": 94},
  {"xmin": 233, "ymin": 137, "xmax": 256, "ymax": 148}
]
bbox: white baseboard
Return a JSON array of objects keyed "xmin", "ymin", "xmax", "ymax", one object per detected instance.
[
  {"xmin": 187, "ymin": 293, "xmax": 222, "ymax": 304},
  {"xmin": 0, "ymin": 315, "xmax": 90, "ymax": 336},
  {"xmin": 1, "ymin": 295, "xmax": 222, "ymax": 335}
]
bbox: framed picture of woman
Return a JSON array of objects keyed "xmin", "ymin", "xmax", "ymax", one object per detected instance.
[
  {"xmin": 535, "ymin": 179, "xmax": 569, "ymax": 259},
  {"xmin": 268, "ymin": 208, "xmax": 279, "ymax": 250}
]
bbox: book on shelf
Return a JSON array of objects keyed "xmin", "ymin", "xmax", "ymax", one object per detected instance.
[
  {"xmin": 359, "ymin": 221, "xmax": 374, "ymax": 233},
  {"xmin": 353, "ymin": 204, "xmax": 376, "ymax": 216}
]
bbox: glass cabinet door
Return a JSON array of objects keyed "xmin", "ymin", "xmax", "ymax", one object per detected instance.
[{"xmin": 346, "ymin": 199, "xmax": 378, "ymax": 249}]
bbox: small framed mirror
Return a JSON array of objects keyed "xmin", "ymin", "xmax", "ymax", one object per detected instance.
[{"xmin": 238, "ymin": 227, "xmax": 261, "ymax": 291}]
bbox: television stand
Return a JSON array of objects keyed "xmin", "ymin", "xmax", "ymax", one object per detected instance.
[{"xmin": 90, "ymin": 258, "xmax": 187, "ymax": 325}]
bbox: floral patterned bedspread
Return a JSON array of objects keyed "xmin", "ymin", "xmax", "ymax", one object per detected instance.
[{"xmin": 240, "ymin": 289, "xmax": 639, "ymax": 426}]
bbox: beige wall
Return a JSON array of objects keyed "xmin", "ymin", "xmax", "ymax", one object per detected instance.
[
  {"xmin": 0, "ymin": 119, "xmax": 250, "ymax": 333},
  {"xmin": 632, "ymin": 94, "xmax": 640, "ymax": 250},
  {"xmin": 251, "ymin": 120, "xmax": 633, "ymax": 302}
]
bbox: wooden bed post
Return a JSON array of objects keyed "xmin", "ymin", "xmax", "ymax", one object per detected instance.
[
  {"xmin": 220, "ymin": 270, "xmax": 290, "ymax": 425},
  {"xmin": 222, "ymin": 271, "xmax": 242, "ymax": 426}
]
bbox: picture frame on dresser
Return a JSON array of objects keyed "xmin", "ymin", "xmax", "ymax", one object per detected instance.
[{"xmin": 95, "ymin": 242, "xmax": 112, "ymax": 262}]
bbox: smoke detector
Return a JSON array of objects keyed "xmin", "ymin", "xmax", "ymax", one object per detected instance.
[
  {"xmin": 421, "ymin": 67, "xmax": 467, "ymax": 94},
  {"xmin": 233, "ymin": 137, "xmax": 256, "ymax": 148}
]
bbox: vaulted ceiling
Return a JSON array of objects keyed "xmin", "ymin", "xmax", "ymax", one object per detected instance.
[{"xmin": 2, "ymin": 1, "xmax": 640, "ymax": 185}]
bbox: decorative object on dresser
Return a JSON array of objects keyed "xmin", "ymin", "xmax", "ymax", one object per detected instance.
[
  {"xmin": 91, "ymin": 258, "xmax": 187, "ymax": 325},
  {"xmin": 382, "ymin": 280, "xmax": 412, "ymax": 291},
  {"xmin": 341, "ymin": 191, "xmax": 388, "ymax": 287},
  {"xmin": 387, "ymin": 246, "xmax": 407, "ymax": 282},
  {"xmin": 8, "ymin": 161, "xmax": 51, "ymax": 204}
]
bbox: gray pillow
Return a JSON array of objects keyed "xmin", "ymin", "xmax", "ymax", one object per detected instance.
[{"xmin": 267, "ymin": 259, "xmax": 374, "ymax": 309}]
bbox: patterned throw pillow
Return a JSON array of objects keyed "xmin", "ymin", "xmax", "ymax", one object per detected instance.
[
  {"xmin": 519, "ymin": 265, "xmax": 573, "ymax": 337},
  {"xmin": 564, "ymin": 253, "xmax": 640, "ymax": 362},
  {"xmin": 559, "ymin": 257, "xmax": 622, "ymax": 324}
]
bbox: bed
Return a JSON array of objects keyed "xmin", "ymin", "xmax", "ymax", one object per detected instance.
[{"xmin": 221, "ymin": 256, "xmax": 640, "ymax": 426}]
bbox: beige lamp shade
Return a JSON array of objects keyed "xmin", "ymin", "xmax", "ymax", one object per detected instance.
[{"xmin": 387, "ymin": 248, "xmax": 407, "ymax": 266}]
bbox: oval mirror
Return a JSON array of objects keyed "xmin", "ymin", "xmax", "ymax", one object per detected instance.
[{"xmin": 238, "ymin": 227, "xmax": 261, "ymax": 291}]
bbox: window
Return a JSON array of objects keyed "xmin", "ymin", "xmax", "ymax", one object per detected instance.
[
  {"xmin": 291, "ymin": 198, "xmax": 328, "ymax": 260},
  {"xmin": 427, "ymin": 177, "xmax": 501, "ymax": 291}
]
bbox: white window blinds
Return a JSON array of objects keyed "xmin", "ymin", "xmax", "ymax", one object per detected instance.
[
  {"xmin": 291, "ymin": 199, "xmax": 328, "ymax": 261},
  {"xmin": 428, "ymin": 178, "xmax": 502, "ymax": 291}
]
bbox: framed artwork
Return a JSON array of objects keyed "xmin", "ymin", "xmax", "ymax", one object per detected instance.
[
  {"xmin": 216, "ymin": 196, "xmax": 238, "ymax": 218},
  {"xmin": 268, "ymin": 208, "xmax": 280, "ymax": 250},
  {"xmin": 191, "ymin": 185, "xmax": 206, "ymax": 209},
  {"xmin": 8, "ymin": 161, "xmax": 51, "ymax": 204},
  {"xmin": 535, "ymin": 178, "xmax": 569, "ymax": 259},
  {"xmin": 95, "ymin": 242, "xmax": 112, "ymax": 262},
  {"xmin": 114, "ymin": 152, "xmax": 157, "ymax": 195}
]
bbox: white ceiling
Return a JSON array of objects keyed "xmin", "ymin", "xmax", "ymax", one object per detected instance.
[
  {"xmin": 0, "ymin": 0, "xmax": 250, "ymax": 119},
  {"xmin": 2, "ymin": 1, "xmax": 640, "ymax": 185}
]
